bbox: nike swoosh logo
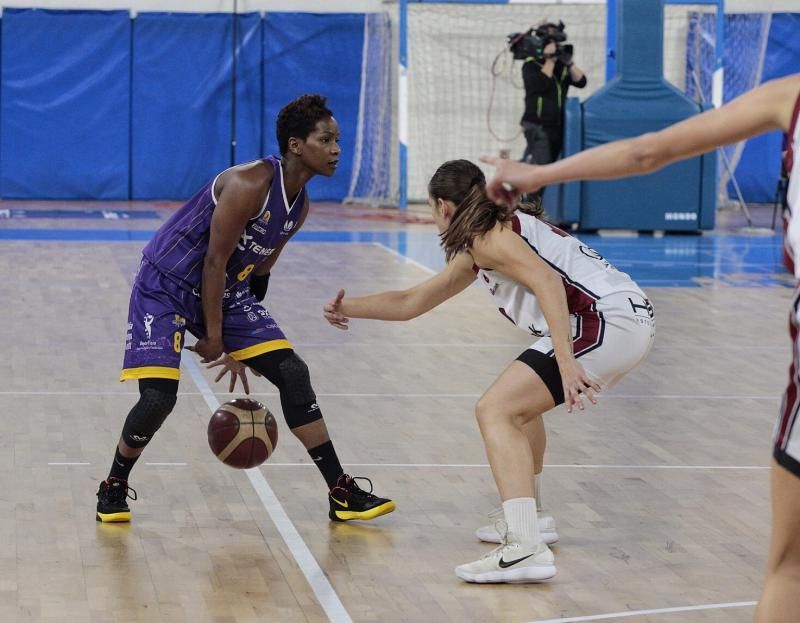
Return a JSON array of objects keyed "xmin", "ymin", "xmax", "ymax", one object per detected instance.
[
  {"xmin": 498, "ymin": 553, "xmax": 535, "ymax": 568},
  {"xmin": 331, "ymin": 497, "xmax": 348, "ymax": 508}
]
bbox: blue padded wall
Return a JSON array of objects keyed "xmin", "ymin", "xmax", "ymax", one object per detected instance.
[
  {"xmin": 132, "ymin": 13, "xmax": 236, "ymax": 199},
  {"xmin": 263, "ymin": 13, "xmax": 365, "ymax": 201},
  {"xmin": 0, "ymin": 9, "xmax": 130, "ymax": 199},
  {"xmin": 233, "ymin": 13, "xmax": 263, "ymax": 165},
  {"xmin": 732, "ymin": 13, "xmax": 800, "ymax": 203}
]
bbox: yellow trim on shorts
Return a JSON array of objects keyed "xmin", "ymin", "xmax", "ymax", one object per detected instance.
[
  {"xmin": 119, "ymin": 366, "xmax": 181, "ymax": 382},
  {"xmin": 229, "ymin": 339, "xmax": 293, "ymax": 361}
]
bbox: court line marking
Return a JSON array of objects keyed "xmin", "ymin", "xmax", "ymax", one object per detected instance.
[
  {"xmin": 47, "ymin": 462, "xmax": 90, "ymax": 466},
  {"xmin": 183, "ymin": 356, "xmax": 353, "ymax": 623},
  {"xmin": 373, "ymin": 241, "xmax": 437, "ymax": 274},
  {"xmin": 144, "ymin": 462, "xmax": 187, "ymax": 466},
  {"xmin": 45, "ymin": 462, "xmax": 770, "ymax": 470},
  {"xmin": 1, "ymin": 391, "xmax": 780, "ymax": 400},
  {"xmin": 527, "ymin": 599, "xmax": 757, "ymax": 623},
  {"xmin": 263, "ymin": 463, "xmax": 770, "ymax": 471}
]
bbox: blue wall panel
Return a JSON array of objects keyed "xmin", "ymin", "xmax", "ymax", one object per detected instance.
[
  {"xmin": 0, "ymin": 9, "xmax": 130, "ymax": 199},
  {"xmin": 234, "ymin": 13, "xmax": 263, "ymax": 164},
  {"xmin": 730, "ymin": 13, "xmax": 800, "ymax": 203},
  {"xmin": 263, "ymin": 13, "xmax": 364, "ymax": 201},
  {"xmin": 132, "ymin": 13, "xmax": 234, "ymax": 200}
]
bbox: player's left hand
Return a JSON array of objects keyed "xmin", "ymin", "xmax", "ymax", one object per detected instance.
[
  {"xmin": 207, "ymin": 354, "xmax": 262, "ymax": 394},
  {"xmin": 324, "ymin": 289, "xmax": 350, "ymax": 330},
  {"xmin": 557, "ymin": 357, "xmax": 601, "ymax": 413}
]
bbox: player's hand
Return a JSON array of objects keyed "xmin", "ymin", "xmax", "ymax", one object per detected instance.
[
  {"xmin": 187, "ymin": 336, "xmax": 224, "ymax": 363},
  {"xmin": 207, "ymin": 354, "xmax": 261, "ymax": 394},
  {"xmin": 479, "ymin": 155, "xmax": 542, "ymax": 206},
  {"xmin": 557, "ymin": 356, "xmax": 601, "ymax": 413},
  {"xmin": 323, "ymin": 289, "xmax": 350, "ymax": 330}
]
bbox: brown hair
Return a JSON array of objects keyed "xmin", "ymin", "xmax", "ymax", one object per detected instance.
[{"xmin": 429, "ymin": 159, "xmax": 543, "ymax": 261}]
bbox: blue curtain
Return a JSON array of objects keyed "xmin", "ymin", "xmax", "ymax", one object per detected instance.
[
  {"xmin": 263, "ymin": 13, "xmax": 365, "ymax": 201},
  {"xmin": 730, "ymin": 14, "xmax": 800, "ymax": 203},
  {"xmin": 0, "ymin": 9, "xmax": 130, "ymax": 199}
]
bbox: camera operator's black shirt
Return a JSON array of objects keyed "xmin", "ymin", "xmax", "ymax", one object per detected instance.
[{"xmin": 522, "ymin": 59, "xmax": 586, "ymax": 127}]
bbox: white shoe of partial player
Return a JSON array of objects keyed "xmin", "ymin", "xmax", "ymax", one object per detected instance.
[
  {"xmin": 475, "ymin": 509, "xmax": 559, "ymax": 545},
  {"xmin": 455, "ymin": 534, "xmax": 556, "ymax": 584}
]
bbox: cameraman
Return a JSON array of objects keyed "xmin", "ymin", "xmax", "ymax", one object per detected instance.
[{"xmin": 521, "ymin": 24, "xmax": 587, "ymax": 185}]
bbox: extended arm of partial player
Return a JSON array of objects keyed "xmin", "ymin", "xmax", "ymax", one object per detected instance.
[
  {"xmin": 330, "ymin": 252, "xmax": 476, "ymax": 323},
  {"xmin": 482, "ymin": 73, "xmax": 800, "ymax": 202}
]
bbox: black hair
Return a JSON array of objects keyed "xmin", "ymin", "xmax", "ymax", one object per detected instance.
[{"xmin": 276, "ymin": 94, "xmax": 333, "ymax": 156}]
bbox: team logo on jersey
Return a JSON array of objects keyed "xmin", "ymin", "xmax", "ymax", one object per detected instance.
[
  {"xmin": 143, "ymin": 313, "xmax": 154, "ymax": 340},
  {"xmin": 579, "ymin": 245, "xmax": 610, "ymax": 267},
  {"xmin": 238, "ymin": 232, "xmax": 254, "ymax": 251},
  {"xmin": 528, "ymin": 324, "xmax": 545, "ymax": 337},
  {"xmin": 172, "ymin": 314, "xmax": 186, "ymax": 328},
  {"xmin": 259, "ymin": 211, "xmax": 271, "ymax": 226}
]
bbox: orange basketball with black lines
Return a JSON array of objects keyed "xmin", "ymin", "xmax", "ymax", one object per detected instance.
[{"xmin": 208, "ymin": 398, "xmax": 278, "ymax": 469}]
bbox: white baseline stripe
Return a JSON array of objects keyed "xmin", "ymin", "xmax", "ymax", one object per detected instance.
[
  {"xmin": 145, "ymin": 462, "xmax": 187, "ymax": 466},
  {"xmin": 528, "ymin": 600, "xmax": 757, "ymax": 623},
  {"xmin": 0, "ymin": 391, "xmax": 779, "ymax": 401},
  {"xmin": 264, "ymin": 463, "xmax": 769, "ymax": 471},
  {"xmin": 183, "ymin": 357, "xmax": 353, "ymax": 623},
  {"xmin": 47, "ymin": 462, "xmax": 90, "ymax": 466}
]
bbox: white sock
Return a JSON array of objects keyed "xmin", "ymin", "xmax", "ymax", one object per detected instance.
[
  {"xmin": 534, "ymin": 473, "xmax": 543, "ymax": 511},
  {"xmin": 502, "ymin": 497, "xmax": 540, "ymax": 545}
]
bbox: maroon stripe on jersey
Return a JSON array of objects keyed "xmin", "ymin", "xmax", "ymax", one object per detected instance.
[
  {"xmin": 547, "ymin": 223, "xmax": 570, "ymax": 238},
  {"xmin": 573, "ymin": 306, "xmax": 605, "ymax": 357},
  {"xmin": 776, "ymin": 287, "xmax": 800, "ymax": 448},
  {"xmin": 511, "ymin": 214, "xmax": 521, "ymax": 234},
  {"xmin": 563, "ymin": 279, "xmax": 597, "ymax": 313}
]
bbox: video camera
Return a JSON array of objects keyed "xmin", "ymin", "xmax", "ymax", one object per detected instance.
[{"xmin": 507, "ymin": 21, "xmax": 572, "ymax": 63}]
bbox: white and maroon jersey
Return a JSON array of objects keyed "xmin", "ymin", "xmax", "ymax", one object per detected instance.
[
  {"xmin": 784, "ymin": 91, "xmax": 800, "ymax": 277},
  {"xmin": 473, "ymin": 211, "xmax": 645, "ymax": 338}
]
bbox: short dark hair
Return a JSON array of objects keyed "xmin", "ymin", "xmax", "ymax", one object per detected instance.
[{"xmin": 276, "ymin": 94, "xmax": 333, "ymax": 156}]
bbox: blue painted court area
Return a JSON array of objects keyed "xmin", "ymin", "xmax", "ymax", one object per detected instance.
[
  {"xmin": 0, "ymin": 208, "xmax": 160, "ymax": 219},
  {"xmin": 0, "ymin": 227, "xmax": 789, "ymax": 288}
]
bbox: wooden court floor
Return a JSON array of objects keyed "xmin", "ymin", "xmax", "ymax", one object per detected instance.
[{"xmin": 0, "ymin": 202, "xmax": 792, "ymax": 622}]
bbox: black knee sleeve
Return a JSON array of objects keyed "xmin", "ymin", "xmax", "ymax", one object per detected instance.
[
  {"xmin": 243, "ymin": 350, "xmax": 321, "ymax": 430},
  {"xmin": 122, "ymin": 382, "xmax": 178, "ymax": 449},
  {"xmin": 277, "ymin": 354, "xmax": 322, "ymax": 429}
]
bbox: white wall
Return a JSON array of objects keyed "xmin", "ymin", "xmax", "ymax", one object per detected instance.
[{"xmin": 0, "ymin": 0, "xmax": 385, "ymax": 12}]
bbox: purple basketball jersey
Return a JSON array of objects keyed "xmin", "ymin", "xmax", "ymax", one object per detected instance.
[
  {"xmin": 142, "ymin": 155, "xmax": 306, "ymax": 296},
  {"xmin": 120, "ymin": 156, "xmax": 304, "ymax": 381}
]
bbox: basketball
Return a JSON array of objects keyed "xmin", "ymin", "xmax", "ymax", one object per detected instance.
[{"xmin": 208, "ymin": 398, "xmax": 278, "ymax": 469}]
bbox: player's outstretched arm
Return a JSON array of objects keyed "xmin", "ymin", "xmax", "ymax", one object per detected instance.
[
  {"xmin": 323, "ymin": 252, "xmax": 476, "ymax": 328},
  {"xmin": 482, "ymin": 73, "xmax": 800, "ymax": 203}
]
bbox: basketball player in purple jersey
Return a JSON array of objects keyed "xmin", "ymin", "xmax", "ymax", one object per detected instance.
[
  {"xmin": 97, "ymin": 94, "xmax": 394, "ymax": 525},
  {"xmin": 482, "ymin": 74, "xmax": 800, "ymax": 622}
]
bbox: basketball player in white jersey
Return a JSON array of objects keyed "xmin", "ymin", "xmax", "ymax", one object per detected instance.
[
  {"xmin": 323, "ymin": 158, "xmax": 655, "ymax": 583},
  {"xmin": 481, "ymin": 73, "xmax": 800, "ymax": 621}
]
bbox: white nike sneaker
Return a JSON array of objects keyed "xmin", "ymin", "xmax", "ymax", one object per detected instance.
[
  {"xmin": 475, "ymin": 508, "xmax": 559, "ymax": 545},
  {"xmin": 455, "ymin": 532, "xmax": 556, "ymax": 584}
]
